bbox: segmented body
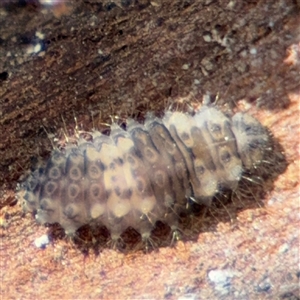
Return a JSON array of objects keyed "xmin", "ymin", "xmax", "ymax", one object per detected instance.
[{"xmin": 21, "ymin": 106, "xmax": 269, "ymax": 242}]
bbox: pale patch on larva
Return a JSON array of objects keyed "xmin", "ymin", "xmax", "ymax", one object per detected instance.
[{"xmin": 19, "ymin": 105, "xmax": 274, "ymax": 252}]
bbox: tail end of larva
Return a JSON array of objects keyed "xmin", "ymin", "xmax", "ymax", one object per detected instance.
[{"xmin": 231, "ymin": 112, "xmax": 270, "ymax": 171}]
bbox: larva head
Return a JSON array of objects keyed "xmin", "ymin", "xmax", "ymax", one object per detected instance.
[{"xmin": 232, "ymin": 112, "xmax": 269, "ymax": 170}]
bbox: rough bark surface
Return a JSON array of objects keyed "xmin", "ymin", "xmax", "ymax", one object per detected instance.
[{"xmin": 0, "ymin": 0, "xmax": 299, "ymax": 299}]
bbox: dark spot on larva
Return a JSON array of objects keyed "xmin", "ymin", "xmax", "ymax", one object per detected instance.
[
  {"xmin": 45, "ymin": 182, "xmax": 57, "ymax": 195},
  {"xmin": 195, "ymin": 165, "xmax": 205, "ymax": 175},
  {"xmin": 64, "ymin": 205, "xmax": 77, "ymax": 219},
  {"xmin": 49, "ymin": 167, "xmax": 61, "ymax": 179},
  {"xmin": 210, "ymin": 123, "xmax": 221, "ymax": 133},
  {"xmin": 117, "ymin": 158, "xmax": 124, "ymax": 165},
  {"xmin": 88, "ymin": 165, "xmax": 101, "ymax": 179},
  {"xmin": 249, "ymin": 140, "xmax": 260, "ymax": 149},
  {"xmin": 154, "ymin": 170, "xmax": 165, "ymax": 187},
  {"xmin": 181, "ymin": 132, "xmax": 190, "ymax": 141},
  {"xmin": 127, "ymin": 155, "xmax": 137, "ymax": 167},
  {"xmin": 114, "ymin": 186, "xmax": 122, "ymax": 197},
  {"xmin": 90, "ymin": 184, "xmax": 101, "ymax": 198},
  {"xmin": 40, "ymin": 199, "xmax": 53, "ymax": 212},
  {"xmin": 123, "ymin": 189, "xmax": 132, "ymax": 199},
  {"xmin": 144, "ymin": 147, "xmax": 156, "ymax": 161},
  {"xmin": 27, "ymin": 177, "xmax": 39, "ymax": 191},
  {"xmin": 136, "ymin": 178, "xmax": 145, "ymax": 192},
  {"xmin": 51, "ymin": 152, "xmax": 64, "ymax": 164},
  {"xmin": 221, "ymin": 151, "xmax": 231, "ymax": 163},
  {"xmin": 99, "ymin": 161, "xmax": 106, "ymax": 171},
  {"xmin": 70, "ymin": 167, "xmax": 81, "ymax": 180},
  {"xmin": 68, "ymin": 184, "xmax": 80, "ymax": 198}
]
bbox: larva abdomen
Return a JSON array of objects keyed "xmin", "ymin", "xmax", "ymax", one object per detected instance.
[{"xmin": 21, "ymin": 106, "xmax": 269, "ymax": 242}]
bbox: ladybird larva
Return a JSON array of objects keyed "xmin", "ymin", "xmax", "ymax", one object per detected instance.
[{"xmin": 20, "ymin": 106, "xmax": 270, "ymax": 247}]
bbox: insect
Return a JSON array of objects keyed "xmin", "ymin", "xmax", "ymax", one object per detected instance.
[{"xmin": 20, "ymin": 105, "xmax": 270, "ymax": 250}]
